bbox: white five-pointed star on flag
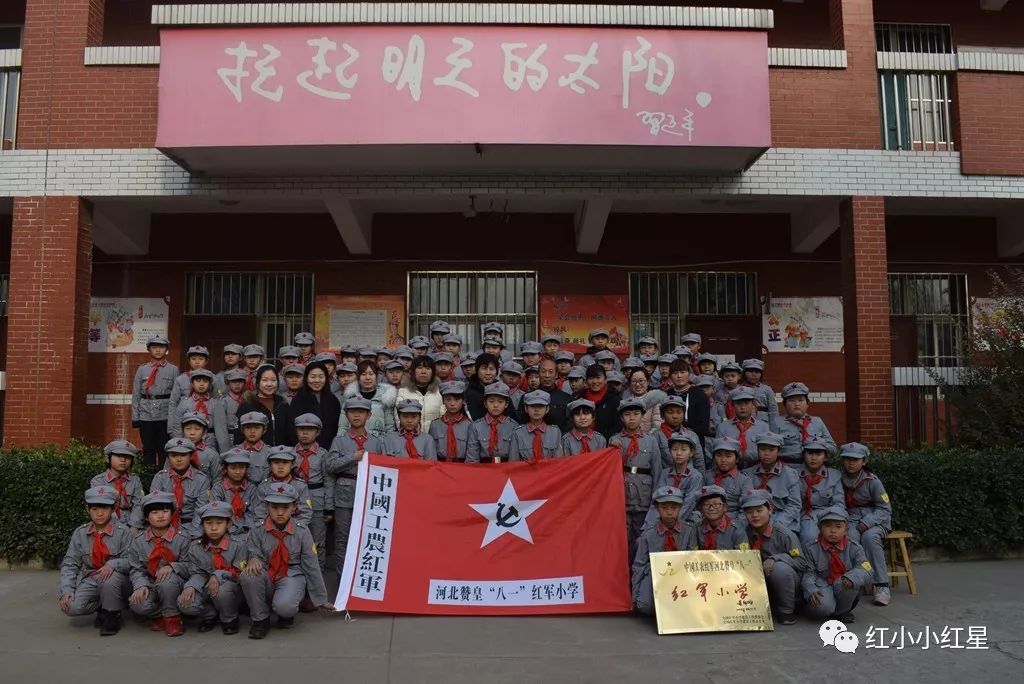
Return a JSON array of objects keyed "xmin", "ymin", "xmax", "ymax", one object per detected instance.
[{"xmin": 469, "ymin": 479, "xmax": 547, "ymax": 548}]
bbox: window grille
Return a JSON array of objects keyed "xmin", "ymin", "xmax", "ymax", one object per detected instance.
[
  {"xmin": 629, "ymin": 272, "xmax": 757, "ymax": 346},
  {"xmin": 889, "ymin": 272, "xmax": 968, "ymax": 367}
]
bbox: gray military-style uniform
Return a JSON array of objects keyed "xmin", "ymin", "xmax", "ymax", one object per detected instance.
[
  {"xmin": 656, "ymin": 426, "xmax": 707, "ymax": 473},
  {"xmin": 240, "ymin": 519, "xmax": 329, "ymax": 621},
  {"xmin": 210, "ymin": 477, "xmax": 259, "ymax": 537},
  {"xmin": 466, "ymin": 416, "xmax": 519, "ymax": 463},
  {"xmin": 326, "ymin": 431, "xmax": 383, "ymax": 570},
  {"xmin": 843, "ymin": 471, "xmax": 893, "ymax": 585},
  {"xmin": 698, "ymin": 515, "xmax": 748, "ymax": 550},
  {"xmin": 383, "ymin": 430, "xmax": 438, "ymax": 459},
  {"xmin": 609, "ymin": 430, "xmax": 662, "ymax": 558},
  {"xmin": 703, "ymin": 468, "xmax": 751, "ymax": 516},
  {"xmin": 743, "ymin": 462, "xmax": 803, "ymax": 533},
  {"xmin": 59, "ymin": 522, "xmax": 133, "ymax": 614},
  {"xmin": 167, "ymin": 372, "xmax": 195, "ymax": 422},
  {"xmin": 214, "ymin": 393, "xmax": 245, "ymax": 452},
  {"xmin": 715, "ymin": 419, "xmax": 770, "ymax": 469},
  {"xmin": 651, "ymin": 467, "xmax": 703, "ymax": 524},
  {"xmin": 168, "ymin": 393, "xmax": 219, "ymax": 442},
  {"xmin": 293, "ymin": 444, "xmax": 335, "ymax": 572},
  {"xmin": 132, "ymin": 361, "xmax": 179, "ymax": 423},
  {"xmin": 802, "ymin": 536, "xmax": 873, "ymax": 619},
  {"xmin": 798, "ymin": 467, "xmax": 846, "ymax": 545},
  {"xmin": 178, "ymin": 535, "xmax": 246, "ymax": 623},
  {"xmin": 239, "ymin": 442, "xmax": 271, "ymax": 484},
  {"xmin": 508, "ymin": 423, "xmax": 564, "ymax": 461},
  {"xmin": 89, "ymin": 471, "xmax": 144, "ymax": 529},
  {"xmin": 428, "ymin": 415, "xmax": 472, "ymax": 461},
  {"xmin": 744, "ymin": 523, "xmax": 807, "ymax": 617},
  {"xmin": 631, "ymin": 521, "xmax": 699, "ymax": 615},
  {"xmin": 128, "ymin": 527, "xmax": 191, "ymax": 618},
  {"xmin": 561, "ymin": 429, "xmax": 607, "ymax": 455},
  {"xmin": 744, "ymin": 382, "xmax": 779, "ymax": 431},
  {"xmin": 253, "ymin": 477, "xmax": 314, "ymax": 527},
  {"xmin": 778, "ymin": 415, "xmax": 837, "ymax": 464},
  {"xmin": 143, "ymin": 466, "xmax": 211, "ymax": 536}
]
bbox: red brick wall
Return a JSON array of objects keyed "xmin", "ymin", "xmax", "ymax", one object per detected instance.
[
  {"xmin": 956, "ymin": 72, "xmax": 1024, "ymax": 176},
  {"xmin": 770, "ymin": 0, "xmax": 881, "ymax": 149},
  {"xmin": 840, "ymin": 196, "xmax": 893, "ymax": 448},
  {"xmin": 18, "ymin": 0, "xmax": 157, "ymax": 149},
  {"xmin": 3, "ymin": 196, "xmax": 93, "ymax": 446},
  {"xmin": 874, "ymin": 0, "xmax": 1024, "ymax": 49}
]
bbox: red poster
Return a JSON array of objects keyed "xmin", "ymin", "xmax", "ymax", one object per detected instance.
[
  {"xmin": 336, "ymin": 450, "xmax": 632, "ymax": 615},
  {"xmin": 540, "ymin": 295, "xmax": 630, "ymax": 354}
]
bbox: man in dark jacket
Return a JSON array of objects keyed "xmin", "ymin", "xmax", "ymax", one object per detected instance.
[
  {"xmin": 664, "ymin": 359, "xmax": 711, "ymax": 449},
  {"xmin": 519, "ymin": 358, "xmax": 572, "ymax": 430}
]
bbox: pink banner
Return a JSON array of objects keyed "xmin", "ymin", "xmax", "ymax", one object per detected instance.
[{"xmin": 157, "ymin": 26, "xmax": 769, "ymax": 148}]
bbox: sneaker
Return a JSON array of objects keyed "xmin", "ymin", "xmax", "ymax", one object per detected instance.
[
  {"xmin": 778, "ymin": 613, "xmax": 797, "ymax": 626},
  {"xmin": 221, "ymin": 619, "xmax": 240, "ymax": 635},
  {"xmin": 276, "ymin": 615, "xmax": 295, "ymax": 629},
  {"xmin": 198, "ymin": 617, "xmax": 218, "ymax": 633},
  {"xmin": 873, "ymin": 586, "xmax": 891, "ymax": 606},
  {"xmin": 248, "ymin": 618, "xmax": 271, "ymax": 640}
]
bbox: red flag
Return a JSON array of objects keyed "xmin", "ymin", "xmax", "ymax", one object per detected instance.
[{"xmin": 336, "ymin": 449, "xmax": 631, "ymax": 615}]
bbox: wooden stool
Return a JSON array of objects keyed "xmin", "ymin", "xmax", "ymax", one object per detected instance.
[{"xmin": 886, "ymin": 531, "xmax": 917, "ymax": 595}]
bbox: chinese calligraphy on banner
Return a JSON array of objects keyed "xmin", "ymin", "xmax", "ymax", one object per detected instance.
[
  {"xmin": 650, "ymin": 549, "xmax": 773, "ymax": 634},
  {"xmin": 540, "ymin": 294, "xmax": 630, "ymax": 354},
  {"xmin": 314, "ymin": 295, "xmax": 406, "ymax": 351},
  {"xmin": 88, "ymin": 298, "xmax": 169, "ymax": 353},
  {"xmin": 762, "ymin": 297, "xmax": 845, "ymax": 353},
  {"xmin": 335, "ymin": 450, "xmax": 631, "ymax": 615},
  {"xmin": 157, "ymin": 26, "xmax": 770, "ymax": 149}
]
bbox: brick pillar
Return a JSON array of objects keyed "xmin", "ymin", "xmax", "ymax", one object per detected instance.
[
  {"xmin": 827, "ymin": 0, "xmax": 882, "ymax": 149},
  {"xmin": 3, "ymin": 197, "xmax": 93, "ymax": 446},
  {"xmin": 841, "ymin": 196, "xmax": 893, "ymax": 449}
]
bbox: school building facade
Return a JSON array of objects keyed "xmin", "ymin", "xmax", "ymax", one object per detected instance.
[{"xmin": 0, "ymin": 1, "xmax": 1021, "ymax": 450}]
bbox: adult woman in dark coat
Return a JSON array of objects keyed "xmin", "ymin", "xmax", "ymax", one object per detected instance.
[
  {"xmin": 575, "ymin": 364, "xmax": 622, "ymax": 439},
  {"xmin": 234, "ymin": 364, "xmax": 290, "ymax": 446},
  {"xmin": 287, "ymin": 360, "xmax": 342, "ymax": 449}
]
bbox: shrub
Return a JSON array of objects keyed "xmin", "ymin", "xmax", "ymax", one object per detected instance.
[{"xmin": 0, "ymin": 442, "xmax": 154, "ymax": 567}]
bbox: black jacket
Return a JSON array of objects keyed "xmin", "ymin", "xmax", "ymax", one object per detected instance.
[
  {"xmin": 518, "ymin": 385, "xmax": 572, "ymax": 431},
  {"xmin": 573, "ymin": 388, "xmax": 623, "ymax": 439},
  {"xmin": 665, "ymin": 385, "xmax": 711, "ymax": 450},
  {"xmin": 464, "ymin": 377, "xmax": 514, "ymax": 422},
  {"xmin": 287, "ymin": 388, "xmax": 341, "ymax": 449},
  {"xmin": 234, "ymin": 394, "xmax": 291, "ymax": 447}
]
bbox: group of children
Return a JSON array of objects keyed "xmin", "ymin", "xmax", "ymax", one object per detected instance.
[{"xmin": 65, "ymin": 323, "xmax": 893, "ymax": 633}]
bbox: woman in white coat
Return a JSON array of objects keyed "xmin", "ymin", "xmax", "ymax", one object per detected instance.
[
  {"xmin": 621, "ymin": 367, "xmax": 668, "ymax": 434},
  {"xmin": 395, "ymin": 355, "xmax": 444, "ymax": 433},
  {"xmin": 338, "ymin": 360, "xmax": 397, "ymax": 439}
]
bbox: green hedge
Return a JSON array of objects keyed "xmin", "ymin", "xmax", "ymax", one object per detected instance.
[
  {"xmin": 867, "ymin": 448, "xmax": 1024, "ymax": 555},
  {"xmin": 0, "ymin": 442, "xmax": 155, "ymax": 567},
  {"xmin": 0, "ymin": 444, "xmax": 1021, "ymax": 566}
]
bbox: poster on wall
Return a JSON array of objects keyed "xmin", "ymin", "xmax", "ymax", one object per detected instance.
[
  {"xmin": 762, "ymin": 297, "xmax": 844, "ymax": 353},
  {"xmin": 540, "ymin": 295, "xmax": 630, "ymax": 354},
  {"xmin": 315, "ymin": 295, "xmax": 406, "ymax": 351},
  {"xmin": 88, "ymin": 298, "xmax": 169, "ymax": 353}
]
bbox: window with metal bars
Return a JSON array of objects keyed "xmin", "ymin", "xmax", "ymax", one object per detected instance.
[
  {"xmin": 407, "ymin": 271, "xmax": 536, "ymax": 352},
  {"xmin": 0, "ymin": 65, "xmax": 18, "ymax": 150},
  {"xmin": 185, "ymin": 272, "xmax": 313, "ymax": 358},
  {"xmin": 629, "ymin": 272, "xmax": 757, "ymax": 346},
  {"xmin": 0, "ymin": 273, "xmax": 7, "ymax": 317},
  {"xmin": 876, "ymin": 23, "xmax": 955, "ymax": 152},
  {"xmin": 889, "ymin": 273, "xmax": 968, "ymax": 367}
]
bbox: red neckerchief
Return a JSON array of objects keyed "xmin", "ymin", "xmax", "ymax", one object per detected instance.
[
  {"xmin": 701, "ymin": 515, "xmax": 732, "ymax": 550},
  {"xmin": 751, "ymin": 524, "xmax": 773, "ymax": 551},
  {"xmin": 295, "ymin": 445, "xmax": 317, "ymax": 481},
  {"xmin": 242, "ymin": 440, "xmax": 265, "ymax": 452},
  {"xmin": 265, "ymin": 519, "xmax": 295, "ymax": 582},
  {"xmin": 168, "ymin": 467, "xmax": 193, "ymax": 528},
  {"xmin": 802, "ymin": 469, "xmax": 825, "ymax": 516},
  {"xmin": 441, "ymin": 413, "xmax": 466, "ymax": 457},
  {"xmin": 106, "ymin": 471, "xmax": 129, "ymax": 517},
  {"xmin": 401, "ymin": 429, "xmax": 421, "ymax": 459},
  {"xmin": 821, "ymin": 535, "xmax": 848, "ymax": 584},
  {"xmin": 734, "ymin": 418, "xmax": 755, "ymax": 455},
  {"xmin": 657, "ymin": 521, "xmax": 681, "ymax": 551},
  {"xmin": 844, "ymin": 473, "xmax": 868, "ymax": 510},
  {"xmin": 669, "ymin": 467, "xmax": 691, "ymax": 489},
  {"xmin": 484, "ymin": 414, "xmax": 507, "ymax": 457},
  {"xmin": 190, "ymin": 391, "xmax": 210, "ymax": 417},
  {"xmin": 207, "ymin": 536, "xmax": 239, "ymax": 579},
  {"xmin": 756, "ymin": 462, "xmax": 781, "ymax": 490},
  {"xmin": 225, "ymin": 477, "xmax": 247, "ymax": 518},
  {"xmin": 583, "ymin": 386, "xmax": 608, "ymax": 404},
  {"xmin": 714, "ymin": 467, "xmax": 739, "ymax": 486},
  {"xmin": 349, "ymin": 430, "xmax": 368, "ymax": 451},
  {"xmin": 89, "ymin": 523, "xmax": 112, "ymax": 569},
  {"xmin": 527, "ymin": 423, "xmax": 546, "ymax": 462},
  {"xmin": 570, "ymin": 429, "xmax": 593, "ymax": 453},
  {"xmin": 787, "ymin": 415, "xmax": 812, "ymax": 441},
  {"xmin": 620, "ymin": 429, "xmax": 641, "ymax": 465},
  {"xmin": 660, "ymin": 423, "xmax": 675, "ymax": 439},
  {"xmin": 146, "ymin": 527, "xmax": 178, "ymax": 577},
  {"xmin": 227, "ymin": 390, "xmax": 244, "ymax": 407},
  {"xmin": 144, "ymin": 360, "xmax": 166, "ymax": 393}
]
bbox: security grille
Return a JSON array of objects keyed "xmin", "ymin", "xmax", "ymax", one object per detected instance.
[
  {"xmin": 889, "ymin": 272, "xmax": 968, "ymax": 367},
  {"xmin": 629, "ymin": 272, "xmax": 757, "ymax": 346},
  {"xmin": 407, "ymin": 271, "xmax": 536, "ymax": 352},
  {"xmin": 185, "ymin": 272, "xmax": 313, "ymax": 358},
  {"xmin": 876, "ymin": 23, "xmax": 955, "ymax": 151}
]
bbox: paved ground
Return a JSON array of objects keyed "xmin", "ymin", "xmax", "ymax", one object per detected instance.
[{"xmin": 2, "ymin": 560, "xmax": 1022, "ymax": 683}]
